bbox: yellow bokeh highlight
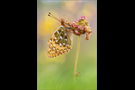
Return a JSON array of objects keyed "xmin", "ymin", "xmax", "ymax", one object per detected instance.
[{"xmin": 38, "ymin": 11, "xmax": 60, "ymax": 37}]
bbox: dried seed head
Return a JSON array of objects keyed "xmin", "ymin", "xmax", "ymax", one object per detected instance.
[
  {"xmin": 72, "ymin": 16, "xmax": 92, "ymax": 38},
  {"xmin": 86, "ymin": 29, "xmax": 92, "ymax": 34},
  {"xmin": 85, "ymin": 33, "xmax": 90, "ymax": 40},
  {"xmin": 80, "ymin": 16, "xmax": 88, "ymax": 20},
  {"xmin": 77, "ymin": 31, "xmax": 81, "ymax": 34}
]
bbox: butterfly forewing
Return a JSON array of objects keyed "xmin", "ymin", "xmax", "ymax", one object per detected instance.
[{"xmin": 47, "ymin": 26, "xmax": 73, "ymax": 58}]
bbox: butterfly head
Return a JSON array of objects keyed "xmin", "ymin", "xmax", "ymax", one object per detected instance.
[{"xmin": 60, "ymin": 19, "xmax": 68, "ymax": 26}]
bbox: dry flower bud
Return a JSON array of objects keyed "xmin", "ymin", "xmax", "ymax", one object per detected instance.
[
  {"xmin": 87, "ymin": 30, "xmax": 92, "ymax": 34},
  {"xmin": 85, "ymin": 33, "xmax": 90, "ymax": 40},
  {"xmin": 73, "ymin": 16, "xmax": 92, "ymax": 37}
]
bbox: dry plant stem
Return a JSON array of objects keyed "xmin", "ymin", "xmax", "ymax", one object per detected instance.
[{"xmin": 73, "ymin": 35, "xmax": 81, "ymax": 83}]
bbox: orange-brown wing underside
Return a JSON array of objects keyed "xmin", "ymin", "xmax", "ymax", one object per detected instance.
[{"xmin": 47, "ymin": 26, "xmax": 73, "ymax": 58}]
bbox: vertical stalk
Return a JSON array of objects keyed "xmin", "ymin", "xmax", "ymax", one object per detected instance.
[{"xmin": 73, "ymin": 35, "xmax": 81, "ymax": 83}]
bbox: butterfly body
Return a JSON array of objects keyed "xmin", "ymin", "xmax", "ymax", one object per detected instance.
[{"xmin": 47, "ymin": 20, "xmax": 73, "ymax": 58}]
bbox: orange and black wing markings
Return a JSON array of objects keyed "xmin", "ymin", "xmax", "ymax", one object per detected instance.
[{"xmin": 47, "ymin": 26, "xmax": 73, "ymax": 58}]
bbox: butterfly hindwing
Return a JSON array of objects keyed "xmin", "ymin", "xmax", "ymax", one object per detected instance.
[{"xmin": 47, "ymin": 26, "xmax": 73, "ymax": 58}]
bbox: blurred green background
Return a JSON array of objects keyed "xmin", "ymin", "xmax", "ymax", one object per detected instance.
[{"xmin": 37, "ymin": 0, "xmax": 97, "ymax": 89}]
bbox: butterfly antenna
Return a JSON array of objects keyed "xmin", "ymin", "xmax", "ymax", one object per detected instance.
[{"xmin": 48, "ymin": 12, "xmax": 60, "ymax": 22}]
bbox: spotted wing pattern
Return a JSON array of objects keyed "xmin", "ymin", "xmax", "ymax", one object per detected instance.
[{"xmin": 47, "ymin": 26, "xmax": 73, "ymax": 58}]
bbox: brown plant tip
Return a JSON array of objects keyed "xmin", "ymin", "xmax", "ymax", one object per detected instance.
[
  {"xmin": 85, "ymin": 33, "xmax": 90, "ymax": 40},
  {"xmin": 75, "ymin": 72, "xmax": 81, "ymax": 77},
  {"xmin": 71, "ymin": 16, "xmax": 92, "ymax": 37},
  {"xmin": 87, "ymin": 30, "xmax": 92, "ymax": 34}
]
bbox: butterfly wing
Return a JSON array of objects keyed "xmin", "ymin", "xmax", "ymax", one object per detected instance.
[{"xmin": 47, "ymin": 26, "xmax": 73, "ymax": 58}]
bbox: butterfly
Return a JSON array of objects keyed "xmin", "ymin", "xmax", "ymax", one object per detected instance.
[{"xmin": 47, "ymin": 12, "xmax": 74, "ymax": 58}]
